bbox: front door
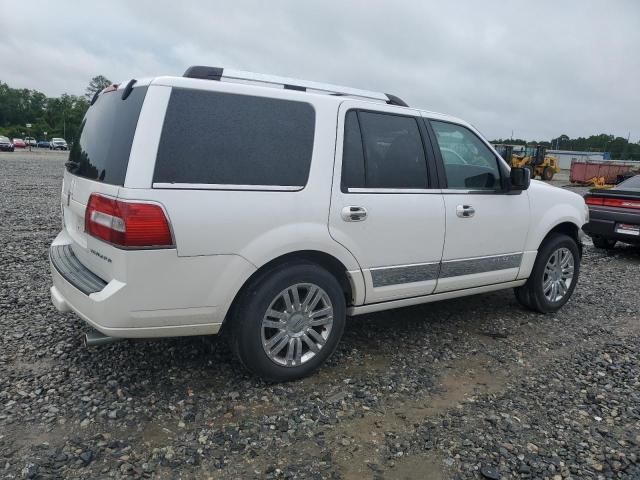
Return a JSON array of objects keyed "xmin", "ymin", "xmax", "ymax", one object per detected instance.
[
  {"xmin": 329, "ymin": 102, "xmax": 445, "ymax": 304},
  {"xmin": 426, "ymin": 119, "xmax": 530, "ymax": 293}
]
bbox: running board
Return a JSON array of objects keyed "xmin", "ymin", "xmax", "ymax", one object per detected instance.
[{"xmin": 347, "ymin": 280, "xmax": 526, "ymax": 316}]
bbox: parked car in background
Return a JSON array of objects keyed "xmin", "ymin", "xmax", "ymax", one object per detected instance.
[
  {"xmin": 12, "ymin": 138, "xmax": 26, "ymax": 149},
  {"xmin": 49, "ymin": 138, "xmax": 68, "ymax": 150},
  {"xmin": 49, "ymin": 67, "xmax": 587, "ymax": 381},
  {"xmin": 0, "ymin": 136, "xmax": 14, "ymax": 152},
  {"xmin": 24, "ymin": 136, "xmax": 37, "ymax": 146},
  {"xmin": 583, "ymin": 175, "xmax": 640, "ymax": 248},
  {"xmin": 37, "ymin": 140, "xmax": 51, "ymax": 148}
]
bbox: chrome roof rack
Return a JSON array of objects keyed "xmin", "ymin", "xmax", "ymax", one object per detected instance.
[{"xmin": 182, "ymin": 66, "xmax": 409, "ymax": 107}]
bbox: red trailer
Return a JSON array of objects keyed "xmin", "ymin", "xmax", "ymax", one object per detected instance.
[{"xmin": 570, "ymin": 159, "xmax": 638, "ymax": 184}]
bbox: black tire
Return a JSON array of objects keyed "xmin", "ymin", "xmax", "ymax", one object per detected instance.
[
  {"xmin": 230, "ymin": 262, "xmax": 346, "ymax": 382},
  {"xmin": 592, "ymin": 237, "xmax": 616, "ymax": 249},
  {"xmin": 542, "ymin": 167, "xmax": 554, "ymax": 181},
  {"xmin": 514, "ymin": 233, "xmax": 580, "ymax": 313}
]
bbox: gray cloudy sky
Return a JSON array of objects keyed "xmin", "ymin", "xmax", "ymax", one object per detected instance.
[{"xmin": 1, "ymin": 0, "xmax": 638, "ymax": 141}]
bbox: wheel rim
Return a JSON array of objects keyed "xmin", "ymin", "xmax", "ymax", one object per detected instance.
[
  {"xmin": 542, "ymin": 247, "xmax": 574, "ymax": 302},
  {"xmin": 261, "ymin": 283, "xmax": 334, "ymax": 367}
]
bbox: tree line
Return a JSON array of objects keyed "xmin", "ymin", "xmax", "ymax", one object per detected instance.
[
  {"xmin": 491, "ymin": 133, "xmax": 640, "ymax": 161},
  {"xmin": 0, "ymin": 75, "xmax": 111, "ymax": 143},
  {"xmin": 1, "ymin": 75, "xmax": 638, "ymax": 160}
]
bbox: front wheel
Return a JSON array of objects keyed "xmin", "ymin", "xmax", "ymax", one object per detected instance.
[
  {"xmin": 542, "ymin": 166, "xmax": 554, "ymax": 181},
  {"xmin": 230, "ymin": 262, "xmax": 346, "ymax": 382},
  {"xmin": 514, "ymin": 233, "xmax": 580, "ymax": 313}
]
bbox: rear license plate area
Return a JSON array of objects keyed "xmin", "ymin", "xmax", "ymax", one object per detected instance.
[{"xmin": 615, "ymin": 223, "xmax": 640, "ymax": 236}]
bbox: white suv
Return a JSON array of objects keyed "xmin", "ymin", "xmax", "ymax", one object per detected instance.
[
  {"xmin": 49, "ymin": 138, "xmax": 69, "ymax": 150},
  {"xmin": 50, "ymin": 66, "xmax": 587, "ymax": 381}
]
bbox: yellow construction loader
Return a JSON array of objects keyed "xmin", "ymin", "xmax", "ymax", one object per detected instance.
[{"xmin": 495, "ymin": 145, "xmax": 561, "ymax": 181}]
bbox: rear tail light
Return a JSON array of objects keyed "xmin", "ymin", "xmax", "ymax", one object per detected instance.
[
  {"xmin": 603, "ymin": 198, "xmax": 640, "ymax": 210},
  {"xmin": 585, "ymin": 196, "xmax": 604, "ymax": 206},
  {"xmin": 85, "ymin": 193, "xmax": 174, "ymax": 248},
  {"xmin": 585, "ymin": 195, "xmax": 640, "ymax": 210}
]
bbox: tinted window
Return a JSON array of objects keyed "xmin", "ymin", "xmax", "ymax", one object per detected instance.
[
  {"xmin": 341, "ymin": 111, "xmax": 366, "ymax": 190},
  {"xmin": 67, "ymin": 87, "xmax": 148, "ymax": 185},
  {"xmin": 154, "ymin": 89, "xmax": 315, "ymax": 187},
  {"xmin": 431, "ymin": 121, "xmax": 501, "ymax": 190},
  {"xmin": 616, "ymin": 175, "xmax": 640, "ymax": 190},
  {"xmin": 342, "ymin": 110, "xmax": 428, "ymax": 190}
]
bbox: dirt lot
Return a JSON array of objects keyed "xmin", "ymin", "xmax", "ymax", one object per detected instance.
[{"xmin": 1, "ymin": 151, "xmax": 639, "ymax": 479}]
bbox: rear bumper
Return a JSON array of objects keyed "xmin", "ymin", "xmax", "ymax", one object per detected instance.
[
  {"xmin": 49, "ymin": 231, "xmax": 256, "ymax": 338},
  {"xmin": 583, "ymin": 206, "xmax": 640, "ymax": 244}
]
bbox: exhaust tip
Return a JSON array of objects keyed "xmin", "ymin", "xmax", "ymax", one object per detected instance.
[{"xmin": 84, "ymin": 328, "xmax": 121, "ymax": 347}]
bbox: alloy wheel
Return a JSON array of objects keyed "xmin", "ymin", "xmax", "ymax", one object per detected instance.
[
  {"xmin": 542, "ymin": 247, "xmax": 574, "ymax": 302},
  {"xmin": 261, "ymin": 283, "xmax": 334, "ymax": 367}
]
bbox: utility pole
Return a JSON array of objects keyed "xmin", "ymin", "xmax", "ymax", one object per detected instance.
[{"xmin": 26, "ymin": 123, "xmax": 32, "ymax": 152}]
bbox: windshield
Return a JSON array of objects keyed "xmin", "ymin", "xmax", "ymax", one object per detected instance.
[{"xmin": 67, "ymin": 86, "xmax": 147, "ymax": 185}]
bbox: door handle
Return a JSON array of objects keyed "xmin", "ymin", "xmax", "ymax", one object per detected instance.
[
  {"xmin": 341, "ymin": 206, "xmax": 368, "ymax": 222},
  {"xmin": 456, "ymin": 205, "xmax": 475, "ymax": 218}
]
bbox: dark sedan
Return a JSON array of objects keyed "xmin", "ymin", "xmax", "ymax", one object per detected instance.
[{"xmin": 583, "ymin": 175, "xmax": 640, "ymax": 249}]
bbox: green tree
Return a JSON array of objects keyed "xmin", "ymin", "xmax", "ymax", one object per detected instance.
[
  {"xmin": 85, "ymin": 75, "xmax": 112, "ymax": 99},
  {"xmin": 0, "ymin": 79, "xmax": 92, "ymax": 144}
]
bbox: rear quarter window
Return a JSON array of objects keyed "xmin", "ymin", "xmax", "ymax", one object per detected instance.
[{"xmin": 153, "ymin": 89, "xmax": 316, "ymax": 187}]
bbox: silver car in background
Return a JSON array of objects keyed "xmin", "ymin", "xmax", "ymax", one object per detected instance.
[
  {"xmin": 0, "ymin": 136, "xmax": 14, "ymax": 152},
  {"xmin": 49, "ymin": 138, "xmax": 68, "ymax": 150}
]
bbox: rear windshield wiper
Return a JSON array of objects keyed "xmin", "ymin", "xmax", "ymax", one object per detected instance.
[{"xmin": 121, "ymin": 79, "xmax": 137, "ymax": 100}]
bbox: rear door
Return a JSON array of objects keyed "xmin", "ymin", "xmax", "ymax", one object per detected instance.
[
  {"xmin": 425, "ymin": 118, "xmax": 530, "ymax": 292},
  {"xmin": 329, "ymin": 102, "xmax": 445, "ymax": 304},
  {"xmin": 61, "ymin": 84, "xmax": 148, "ymax": 281}
]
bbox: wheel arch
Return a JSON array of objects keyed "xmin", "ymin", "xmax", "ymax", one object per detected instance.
[
  {"xmin": 541, "ymin": 221, "xmax": 581, "ymax": 248},
  {"xmin": 221, "ymin": 250, "xmax": 363, "ymax": 330}
]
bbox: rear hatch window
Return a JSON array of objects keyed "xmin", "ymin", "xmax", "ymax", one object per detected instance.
[{"xmin": 67, "ymin": 86, "xmax": 148, "ymax": 185}]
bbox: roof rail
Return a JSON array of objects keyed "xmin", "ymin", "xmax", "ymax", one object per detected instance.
[{"xmin": 182, "ymin": 66, "xmax": 409, "ymax": 107}]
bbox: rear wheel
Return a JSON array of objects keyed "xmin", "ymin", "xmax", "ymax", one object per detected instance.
[
  {"xmin": 514, "ymin": 233, "xmax": 580, "ymax": 313},
  {"xmin": 592, "ymin": 237, "xmax": 616, "ymax": 249},
  {"xmin": 230, "ymin": 262, "xmax": 346, "ymax": 382},
  {"xmin": 542, "ymin": 166, "xmax": 554, "ymax": 181}
]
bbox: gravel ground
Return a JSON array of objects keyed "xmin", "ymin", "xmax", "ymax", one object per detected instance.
[{"xmin": 1, "ymin": 151, "xmax": 638, "ymax": 479}]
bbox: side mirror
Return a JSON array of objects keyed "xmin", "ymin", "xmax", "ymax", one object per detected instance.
[{"xmin": 509, "ymin": 167, "xmax": 531, "ymax": 191}]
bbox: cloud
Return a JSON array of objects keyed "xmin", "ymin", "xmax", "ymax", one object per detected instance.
[{"xmin": 1, "ymin": 0, "xmax": 638, "ymax": 140}]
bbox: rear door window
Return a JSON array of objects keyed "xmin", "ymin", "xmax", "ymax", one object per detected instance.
[
  {"xmin": 67, "ymin": 86, "xmax": 148, "ymax": 185},
  {"xmin": 154, "ymin": 89, "xmax": 316, "ymax": 188},
  {"xmin": 341, "ymin": 110, "xmax": 428, "ymax": 190}
]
